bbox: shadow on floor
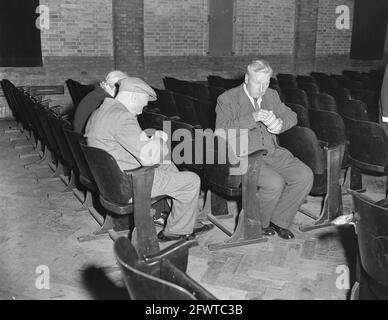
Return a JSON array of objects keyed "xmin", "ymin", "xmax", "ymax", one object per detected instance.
[{"xmin": 81, "ymin": 266, "xmax": 129, "ymax": 300}]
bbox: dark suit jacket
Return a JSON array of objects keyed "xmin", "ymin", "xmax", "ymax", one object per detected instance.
[
  {"xmin": 215, "ymin": 84, "xmax": 297, "ymax": 154},
  {"xmin": 73, "ymin": 86, "xmax": 110, "ymax": 133}
]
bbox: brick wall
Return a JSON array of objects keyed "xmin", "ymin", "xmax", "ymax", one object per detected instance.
[
  {"xmin": 0, "ymin": 0, "xmax": 114, "ymax": 118},
  {"xmin": 315, "ymin": 0, "xmax": 388, "ymax": 73}
]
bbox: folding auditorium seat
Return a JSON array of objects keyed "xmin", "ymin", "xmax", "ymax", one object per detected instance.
[
  {"xmin": 283, "ymin": 88, "xmax": 310, "ymax": 108},
  {"xmin": 279, "ymin": 126, "xmax": 345, "ymax": 231},
  {"xmin": 343, "ymin": 116, "xmax": 388, "ymax": 194},
  {"xmin": 285, "ymin": 103, "xmax": 310, "ymax": 127},
  {"xmin": 307, "ymin": 92, "xmax": 337, "ymax": 112},
  {"xmin": 114, "ymin": 237, "xmax": 216, "ymax": 300},
  {"xmin": 337, "ymin": 100, "xmax": 370, "ymax": 122}
]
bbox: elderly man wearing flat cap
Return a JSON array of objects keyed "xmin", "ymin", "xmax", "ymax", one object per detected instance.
[{"xmin": 85, "ymin": 77, "xmax": 213, "ymax": 242}]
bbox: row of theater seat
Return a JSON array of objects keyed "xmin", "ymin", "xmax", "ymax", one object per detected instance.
[{"xmin": 3, "ymin": 74, "xmax": 388, "ymax": 299}]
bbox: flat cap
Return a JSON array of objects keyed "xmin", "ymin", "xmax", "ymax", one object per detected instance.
[{"xmin": 118, "ymin": 77, "xmax": 157, "ymax": 101}]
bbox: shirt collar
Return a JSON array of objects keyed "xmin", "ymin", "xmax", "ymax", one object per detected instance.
[{"xmin": 243, "ymin": 83, "xmax": 262, "ymax": 109}]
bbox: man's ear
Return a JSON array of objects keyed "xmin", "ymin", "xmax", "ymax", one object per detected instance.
[{"xmin": 244, "ymin": 74, "xmax": 249, "ymax": 84}]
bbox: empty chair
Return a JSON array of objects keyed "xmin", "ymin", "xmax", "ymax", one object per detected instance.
[
  {"xmin": 193, "ymin": 98, "xmax": 215, "ymax": 130},
  {"xmin": 189, "ymin": 82, "xmax": 211, "ymax": 101},
  {"xmin": 279, "ymin": 126, "xmax": 345, "ymax": 231},
  {"xmin": 207, "ymin": 75, "xmax": 243, "ymax": 90},
  {"xmin": 138, "ymin": 110, "xmax": 170, "ymax": 131},
  {"xmin": 297, "ymin": 75, "xmax": 317, "ymax": 85},
  {"xmin": 154, "ymin": 88, "xmax": 180, "ymax": 119},
  {"xmin": 307, "ymin": 92, "xmax": 337, "ymax": 112},
  {"xmin": 283, "ymin": 88, "xmax": 309, "ymax": 108},
  {"xmin": 337, "ymin": 100, "xmax": 370, "ymax": 121},
  {"xmin": 114, "ymin": 236, "xmax": 216, "ymax": 300},
  {"xmin": 208, "ymin": 86, "xmax": 226, "ymax": 105},
  {"xmin": 269, "ymin": 83, "xmax": 284, "ymax": 102},
  {"xmin": 277, "ymin": 73, "xmax": 298, "ymax": 90},
  {"xmin": 285, "ymin": 103, "xmax": 310, "ymax": 127},
  {"xmin": 298, "ymin": 82, "xmax": 320, "ymax": 94},
  {"xmin": 309, "ymin": 109, "xmax": 347, "ymax": 147},
  {"xmin": 325, "ymin": 87, "xmax": 352, "ymax": 105},
  {"xmin": 350, "ymin": 89, "xmax": 379, "ymax": 122},
  {"xmin": 343, "ymin": 70, "xmax": 362, "ymax": 80},
  {"xmin": 163, "ymin": 77, "xmax": 193, "ymax": 96},
  {"xmin": 173, "ymin": 93, "xmax": 201, "ymax": 127},
  {"xmin": 342, "ymin": 79, "xmax": 364, "ymax": 90},
  {"xmin": 343, "ymin": 116, "xmax": 388, "ymax": 193},
  {"xmin": 348, "ymin": 190, "xmax": 388, "ymax": 300}
]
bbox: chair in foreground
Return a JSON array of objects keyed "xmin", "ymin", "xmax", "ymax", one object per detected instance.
[
  {"xmin": 343, "ymin": 116, "xmax": 388, "ymax": 196},
  {"xmin": 114, "ymin": 237, "xmax": 216, "ymax": 300},
  {"xmin": 348, "ymin": 191, "xmax": 388, "ymax": 300},
  {"xmin": 203, "ymin": 133, "xmax": 268, "ymax": 250}
]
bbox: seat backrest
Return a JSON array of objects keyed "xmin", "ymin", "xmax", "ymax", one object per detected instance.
[
  {"xmin": 114, "ymin": 237, "xmax": 217, "ymax": 300},
  {"xmin": 349, "ymin": 89, "xmax": 379, "ymax": 122},
  {"xmin": 35, "ymin": 105, "xmax": 61, "ymax": 155},
  {"xmin": 298, "ymin": 82, "xmax": 320, "ymax": 94},
  {"xmin": 63, "ymin": 129, "xmax": 96, "ymax": 189},
  {"xmin": 163, "ymin": 77, "xmax": 193, "ymax": 96},
  {"xmin": 190, "ymin": 82, "xmax": 211, "ymax": 101},
  {"xmin": 278, "ymin": 126, "xmax": 325, "ymax": 174},
  {"xmin": 81, "ymin": 144, "xmax": 132, "ymax": 204},
  {"xmin": 285, "ymin": 103, "xmax": 310, "ymax": 127},
  {"xmin": 325, "ymin": 87, "xmax": 352, "ymax": 104},
  {"xmin": 138, "ymin": 110, "xmax": 169, "ymax": 131},
  {"xmin": 307, "ymin": 92, "xmax": 337, "ymax": 112},
  {"xmin": 154, "ymin": 88, "xmax": 179, "ymax": 118},
  {"xmin": 208, "ymin": 86, "xmax": 226, "ymax": 104},
  {"xmin": 48, "ymin": 115, "xmax": 75, "ymax": 168},
  {"xmin": 309, "ymin": 109, "xmax": 347, "ymax": 146},
  {"xmin": 284, "ymin": 88, "xmax": 309, "ymax": 108},
  {"xmin": 173, "ymin": 93, "xmax": 201, "ymax": 126},
  {"xmin": 202, "ymin": 132, "xmax": 247, "ymax": 193},
  {"xmin": 343, "ymin": 116, "xmax": 388, "ymax": 166},
  {"xmin": 297, "ymin": 75, "xmax": 317, "ymax": 85},
  {"xmin": 337, "ymin": 100, "xmax": 370, "ymax": 121},
  {"xmin": 350, "ymin": 191, "xmax": 388, "ymax": 288},
  {"xmin": 193, "ymin": 98, "xmax": 215, "ymax": 130}
]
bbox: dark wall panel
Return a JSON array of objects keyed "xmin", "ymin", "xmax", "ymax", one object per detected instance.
[
  {"xmin": 0, "ymin": 0, "xmax": 42, "ymax": 67},
  {"xmin": 350, "ymin": 0, "xmax": 388, "ymax": 60}
]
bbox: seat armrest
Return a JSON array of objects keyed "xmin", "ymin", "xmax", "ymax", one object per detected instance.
[
  {"xmin": 144, "ymin": 239, "xmax": 198, "ymax": 264},
  {"xmin": 246, "ymin": 148, "xmax": 268, "ymax": 157},
  {"xmin": 124, "ymin": 165, "xmax": 159, "ymax": 176},
  {"xmin": 318, "ymin": 140, "xmax": 329, "ymax": 148},
  {"xmin": 169, "ymin": 115, "xmax": 181, "ymax": 121}
]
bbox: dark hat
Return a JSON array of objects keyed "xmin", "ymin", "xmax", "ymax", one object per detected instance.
[{"xmin": 118, "ymin": 77, "xmax": 157, "ymax": 101}]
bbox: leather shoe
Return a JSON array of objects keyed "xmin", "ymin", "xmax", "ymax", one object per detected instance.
[
  {"xmin": 270, "ymin": 222, "xmax": 294, "ymax": 239},
  {"xmin": 262, "ymin": 226, "xmax": 276, "ymax": 236},
  {"xmin": 157, "ymin": 230, "xmax": 190, "ymax": 242},
  {"xmin": 191, "ymin": 223, "xmax": 214, "ymax": 236}
]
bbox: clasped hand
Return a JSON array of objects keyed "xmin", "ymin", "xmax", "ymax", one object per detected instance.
[{"xmin": 252, "ymin": 109, "xmax": 283, "ymax": 134}]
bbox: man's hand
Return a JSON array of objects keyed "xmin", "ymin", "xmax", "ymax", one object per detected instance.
[
  {"xmin": 153, "ymin": 130, "xmax": 168, "ymax": 142},
  {"xmin": 252, "ymin": 109, "xmax": 273, "ymax": 122}
]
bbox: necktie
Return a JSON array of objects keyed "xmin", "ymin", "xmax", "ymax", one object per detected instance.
[{"xmin": 253, "ymin": 98, "xmax": 259, "ymax": 110}]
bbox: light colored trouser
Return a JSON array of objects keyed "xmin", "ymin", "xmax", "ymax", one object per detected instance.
[
  {"xmin": 257, "ymin": 147, "xmax": 314, "ymax": 229},
  {"xmin": 151, "ymin": 163, "xmax": 200, "ymax": 235}
]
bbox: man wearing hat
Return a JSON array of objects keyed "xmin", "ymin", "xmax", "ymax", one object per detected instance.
[
  {"xmin": 73, "ymin": 70, "xmax": 128, "ymax": 133},
  {"xmin": 85, "ymin": 77, "xmax": 213, "ymax": 241}
]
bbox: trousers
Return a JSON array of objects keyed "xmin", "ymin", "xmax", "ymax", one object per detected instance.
[
  {"xmin": 151, "ymin": 162, "xmax": 200, "ymax": 235},
  {"xmin": 257, "ymin": 147, "xmax": 313, "ymax": 229}
]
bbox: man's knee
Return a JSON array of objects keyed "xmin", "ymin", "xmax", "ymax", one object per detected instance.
[
  {"xmin": 297, "ymin": 164, "xmax": 314, "ymax": 188},
  {"xmin": 182, "ymin": 171, "xmax": 201, "ymax": 191},
  {"xmin": 261, "ymin": 174, "xmax": 285, "ymax": 194}
]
